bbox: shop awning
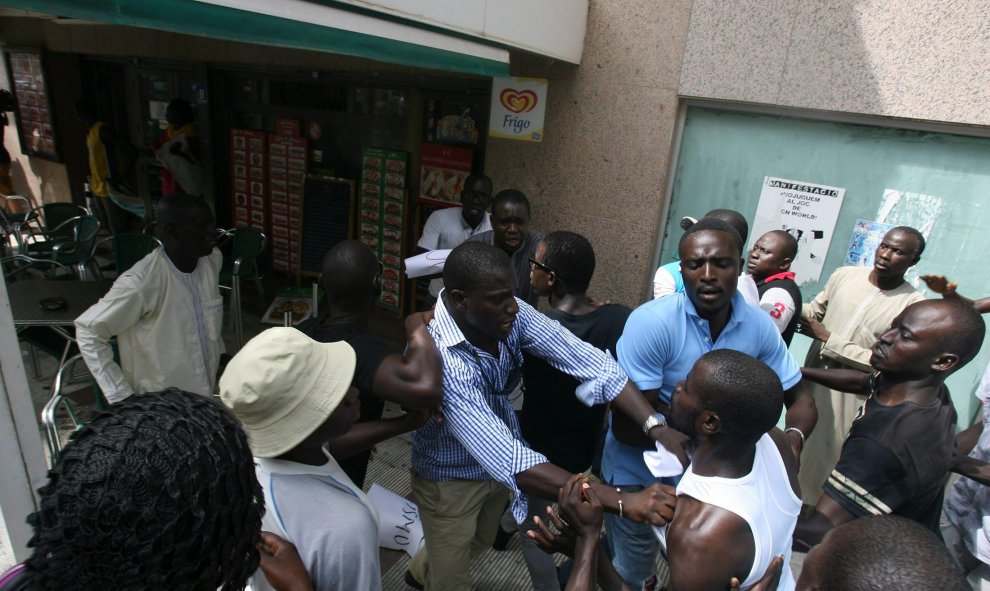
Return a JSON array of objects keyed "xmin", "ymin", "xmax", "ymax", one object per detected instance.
[{"xmin": 1, "ymin": 0, "xmax": 511, "ymax": 76}]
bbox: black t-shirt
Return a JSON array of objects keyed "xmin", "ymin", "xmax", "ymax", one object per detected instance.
[
  {"xmin": 298, "ymin": 318, "xmax": 391, "ymax": 487},
  {"xmin": 520, "ymin": 304, "xmax": 632, "ymax": 473},
  {"xmin": 823, "ymin": 381, "xmax": 957, "ymax": 532}
]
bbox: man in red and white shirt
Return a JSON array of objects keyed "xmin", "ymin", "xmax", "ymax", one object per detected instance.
[{"xmin": 747, "ymin": 230, "xmax": 802, "ymax": 345}]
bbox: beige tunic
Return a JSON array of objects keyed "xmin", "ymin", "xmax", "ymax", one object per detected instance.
[{"xmin": 798, "ymin": 266, "xmax": 923, "ymax": 503}]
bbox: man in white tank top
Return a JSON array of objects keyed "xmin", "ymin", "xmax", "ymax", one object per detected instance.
[{"xmin": 662, "ymin": 349, "xmax": 802, "ymax": 590}]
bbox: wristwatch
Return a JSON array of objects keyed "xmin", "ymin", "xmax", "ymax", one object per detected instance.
[{"xmin": 641, "ymin": 413, "xmax": 666, "ymax": 435}]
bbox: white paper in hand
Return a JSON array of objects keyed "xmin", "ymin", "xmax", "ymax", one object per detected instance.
[
  {"xmin": 366, "ymin": 484, "xmax": 425, "ymax": 556},
  {"xmin": 643, "ymin": 441, "xmax": 685, "ymax": 478},
  {"xmin": 404, "ymin": 249, "xmax": 451, "ymax": 279}
]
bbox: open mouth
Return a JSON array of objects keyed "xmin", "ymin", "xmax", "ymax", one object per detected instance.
[{"xmin": 499, "ymin": 318, "xmax": 515, "ymax": 332}]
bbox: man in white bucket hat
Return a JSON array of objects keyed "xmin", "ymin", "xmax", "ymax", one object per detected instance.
[{"xmin": 222, "ymin": 327, "xmax": 408, "ymax": 591}]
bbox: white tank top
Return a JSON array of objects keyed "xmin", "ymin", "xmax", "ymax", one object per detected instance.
[{"xmin": 661, "ymin": 433, "xmax": 800, "ymax": 590}]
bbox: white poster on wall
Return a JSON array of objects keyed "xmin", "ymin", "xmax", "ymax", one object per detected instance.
[{"xmin": 751, "ymin": 177, "xmax": 846, "ymax": 285}]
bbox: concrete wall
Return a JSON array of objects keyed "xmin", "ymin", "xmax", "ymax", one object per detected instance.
[
  {"xmin": 484, "ymin": 0, "xmax": 694, "ymax": 306},
  {"xmin": 680, "ymin": 0, "xmax": 990, "ymax": 125}
]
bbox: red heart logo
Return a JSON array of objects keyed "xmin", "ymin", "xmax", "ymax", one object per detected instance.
[{"xmin": 500, "ymin": 89, "xmax": 538, "ymax": 113}]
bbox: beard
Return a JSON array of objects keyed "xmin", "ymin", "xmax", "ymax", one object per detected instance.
[{"xmin": 668, "ymin": 407, "xmax": 701, "ymax": 441}]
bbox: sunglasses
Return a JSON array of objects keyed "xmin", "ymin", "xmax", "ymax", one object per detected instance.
[{"xmin": 529, "ymin": 258, "xmax": 555, "ymax": 275}]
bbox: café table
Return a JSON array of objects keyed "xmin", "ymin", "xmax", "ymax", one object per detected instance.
[{"xmin": 8, "ymin": 279, "xmax": 112, "ymax": 367}]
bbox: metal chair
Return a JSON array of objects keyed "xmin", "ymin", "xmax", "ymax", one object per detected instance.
[
  {"xmin": 15, "ymin": 202, "xmax": 90, "ymax": 254},
  {"xmin": 218, "ymin": 227, "xmax": 267, "ymax": 349},
  {"xmin": 93, "ymin": 231, "xmax": 160, "ymax": 278},
  {"xmin": 0, "ymin": 195, "xmax": 32, "ymax": 255},
  {"xmin": 41, "ymin": 353, "xmax": 108, "ymax": 463},
  {"xmin": 22, "ymin": 215, "xmax": 102, "ymax": 279}
]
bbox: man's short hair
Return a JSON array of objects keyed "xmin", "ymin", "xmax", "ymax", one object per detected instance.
[
  {"xmin": 768, "ymin": 229, "xmax": 799, "ymax": 260},
  {"xmin": 25, "ymin": 389, "xmax": 263, "ymax": 591},
  {"xmin": 541, "ymin": 231, "xmax": 596, "ymax": 294},
  {"xmin": 704, "ymin": 209, "xmax": 749, "ymax": 244},
  {"xmin": 464, "ymin": 173, "xmax": 493, "ymax": 195},
  {"xmin": 443, "ymin": 241, "xmax": 514, "ymax": 293},
  {"xmin": 697, "ymin": 350, "xmax": 783, "ymax": 445},
  {"xmin": 927, "ymin": 299, "xmax": 986, "ymax": 368},
  {"xmin": 321, "ymin": 239, "xmax": 378, "ymax": 303},
  {"xmin": 156, "ymin": 191, "xmax": 210, "ymax": 226},
  {"xmin": 679, "ymin": 217, "xmax": 744, "ymax": 256},
  {"xmin": 492, "ymin": 189, "xmax": 531, "ymax": 215},
  {"xmin": 818, "ymin": 515, "xmax": 967, "ymax": 591},
  {"xmin": 889, "ymin": 225, "xmax": 926, "ymax": 258}
]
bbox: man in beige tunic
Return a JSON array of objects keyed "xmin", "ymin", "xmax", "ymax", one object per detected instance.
[{"xmin": 795, "ymin": 226, "xmax": 925, "ymax": 503}]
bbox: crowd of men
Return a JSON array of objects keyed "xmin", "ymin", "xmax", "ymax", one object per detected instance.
[{"xmin": 4, "ymin": 179, "xmax": 989, "ymax": 591}]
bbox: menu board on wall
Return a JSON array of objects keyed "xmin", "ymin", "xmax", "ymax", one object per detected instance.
[
  {"xmin": 268, "ymin": 134, "xmax": 307, "ymax": 273},
  {"xmin": 419, "ymin": 143, "xmax": 473, "ymax": 206},
  {"xmin": 360, "ymin": 148, "xmax": 408, "ymax": 311},
  {"xmin": 8, "ymin": 49, "xmax": 59, "ymax": 161},
  {"xmin": 230, "ymin": 129, "xmax": 266, "ymax": 230}
]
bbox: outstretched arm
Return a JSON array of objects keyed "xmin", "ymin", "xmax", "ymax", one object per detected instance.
[
  {"xmin": 920, "ymin": 274, "xmax": 990, "ymax": 314},
  {"xmin": 327, "ymin": 409, "xmax": 428, "ymax": 460},
  {"xmin": 516, "ymin": 462, "xmax": 676, "ymax": 526},
  {"xmin": 793, "ymin": 494, "xmax": 856, "ymax": 551},
  {"xmin": 800, "ymin": 367, "xmax": 872, "ymax": 394},
  {"xmin": 952, "ymin": 451, "xmax": 990, "ymax": 487},
  {"xmin": 370, "ymin": 311, "xmax": 442, "ymax": 409}
]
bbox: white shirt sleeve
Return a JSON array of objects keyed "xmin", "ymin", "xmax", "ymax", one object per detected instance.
[
  {"xmin": 417, "ymin": 210, "xmax": 443, "ymax": 250},
  {"xmin": 738, "ymin": 274, "xmax": 761, "ymax": 307},
  {"xmin": 758, "ymin": 286, "xmax": 796, "ymax": 335},
  {"xmin": 653, "ymin": 267, "xmax": 677, "ymax": 299},
  {"xmin": 74, "ymin": 276, "xmax": 147, "ymax": 403}
]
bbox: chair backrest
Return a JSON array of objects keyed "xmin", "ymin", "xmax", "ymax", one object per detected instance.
[
  {"xmin": 107, "ymin": 232, "xmax": 159, "ymax": 274},
  {"xmin": 230, "ymin": 227, "xmax": 267, "ymax": 276},
  {"xmin": 75, "ymin": 215, "xmax": 102, "ymax": 256},
  {"xmin": 1, "ymin": 195, "xmax": 31, "ymax": 222},
  {"xmin": 40, "ymin": 203, "xmax": 89, "ymax": 240}
]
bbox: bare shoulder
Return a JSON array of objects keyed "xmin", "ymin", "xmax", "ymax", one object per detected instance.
[
  {"xmin": 667, "ymin": 496, "xmax": 755, "ymax": 589},
  {"xmin": 767, "ymin": 429, "xmax": 802, "ymax": 496}
]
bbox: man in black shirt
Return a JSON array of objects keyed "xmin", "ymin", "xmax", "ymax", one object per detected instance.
[
  {"xmin": 302, "ymin": 240, "xmax": 442, "ymax": 487},
  {"xmin": 793, "ymin": 298, "xmax": 985, "ymax": 548},
  {"xmin": 518, "ymin": 230, "xmax": 632, "ymax": 591},
  {"xmin": 747, "ymin": 230, "xmax": 803, "ymax": 345},
  {"xmin": 468, "ymin": 189, "xmax": 544, "ymax": 306}
]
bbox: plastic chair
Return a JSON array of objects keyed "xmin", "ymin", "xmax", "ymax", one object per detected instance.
[
  {"xmin": 41, "ymin": 353, "xmax": 108, "ymax": 463},
  {"xmin": 15, "ymin": 203, "xmax": 90, "ymax": 255},
  {"xmin": 22, "ymin": 215, "xmax": 102, "ymax": 279},
  {"xmin": 93, "ymin": 232, "xmax": 160, "ymax": 277},
  {"xmin": 218, "ymin": 227, "xmax": 267, "ymax": 349}
]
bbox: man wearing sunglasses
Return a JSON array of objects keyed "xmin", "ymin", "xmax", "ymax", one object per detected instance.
[{"xmin": 417, "ymin": 174, "xmax": 494, "ymax": 306}]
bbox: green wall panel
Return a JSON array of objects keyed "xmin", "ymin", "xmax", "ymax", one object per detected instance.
[{"xmin": 660, "ymin": 107, "xmax": 990, "ymax": 427}]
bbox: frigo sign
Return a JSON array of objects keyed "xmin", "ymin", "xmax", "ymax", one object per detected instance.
[{"xmin": 489, "ymin": 77, "xmax": 548, "ymax": 142}]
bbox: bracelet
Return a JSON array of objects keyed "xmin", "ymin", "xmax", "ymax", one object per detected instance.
[
  {"xmin": 784, "ymin": 427, "xmax": 806, "ymax": 448},
  {"xmin": 616, "ymin": 487, "xmax": 623, "ymax": 519}
]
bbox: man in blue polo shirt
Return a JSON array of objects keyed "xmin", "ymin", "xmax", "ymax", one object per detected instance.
[{"xmin": 602, "ymin": 217, "xmax": 818, "ymax": 589}]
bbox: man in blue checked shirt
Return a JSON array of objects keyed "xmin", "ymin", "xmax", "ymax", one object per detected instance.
[{"xmin": 405, "ymin": 242, "xmax": 677, "ymax": 591}]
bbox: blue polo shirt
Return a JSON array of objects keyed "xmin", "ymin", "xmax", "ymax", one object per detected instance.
[{"xmin": 603, "ymin": 291, "xmax": 801, "ymax": 486}]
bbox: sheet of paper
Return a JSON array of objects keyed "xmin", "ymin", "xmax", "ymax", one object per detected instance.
[
  {"xmin": 404, "ymin": 249, "xmax": 451, "ymax": 279},
  {"xmin": 643, "ymin": 441, "xmax": 685, "ymax": 478},
  {"xmin": 366, "ymin": 484, "xmax": 425, "ymax": 556}
]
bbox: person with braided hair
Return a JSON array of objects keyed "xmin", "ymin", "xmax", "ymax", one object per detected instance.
[{"xmin": 0, "ymin": 388, "xmax": 313, "ymax": 591}]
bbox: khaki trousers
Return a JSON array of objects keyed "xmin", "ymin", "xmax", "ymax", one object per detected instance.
[{"xmin": 408, "ymin": 474, "xmax": 511, "ymax": 591}]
